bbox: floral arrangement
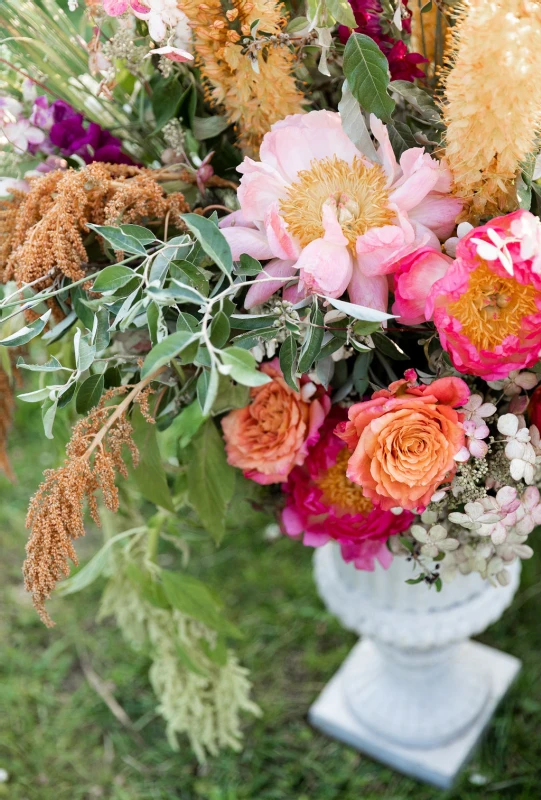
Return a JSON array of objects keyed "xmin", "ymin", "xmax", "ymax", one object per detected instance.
[{"xmin": 2, "ymin": 0, "xmax": 541, "ymax": 760}]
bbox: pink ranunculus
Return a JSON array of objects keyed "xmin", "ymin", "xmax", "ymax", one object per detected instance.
[
  {"xmin": 392, "ymin": 246, "xmax": 453, "ymax": 325},
  {"xmin": 219, "ymin": 110, "xmax": 462, "ymax": 312},
  {"xmin": 427, "ymin": 210, "xmax": 541, "ymax": 380},
  {"xmin": 282, "ymin": 410, "xmax": 414, "ymax": 570},
  {"xmin": 336, "ymin": 372, "xmax": 469, "ymax": 512},
  {"xmin": 221, "ymin": 359, "xmax": 330, "ymax": 485}
]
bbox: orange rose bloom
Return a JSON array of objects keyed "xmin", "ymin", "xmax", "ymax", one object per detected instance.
[
  {"xmin": 221, "ymin": 359, "xmax": 330, "ymax": 485},
  {"xmin": 337, "ymin": 373, "xmax": 469, "ymax": 511}
]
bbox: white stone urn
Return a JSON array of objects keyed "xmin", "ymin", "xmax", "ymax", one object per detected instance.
[{"xmin": 309, "ymin": 542, "xmax": 522, "ymax": 788}]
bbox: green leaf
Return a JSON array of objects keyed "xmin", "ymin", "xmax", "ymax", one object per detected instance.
[
  {"xmin": 387, "ymin": 121, "xmax": 417, "ymax": 159},
  {"xmin": 298, "ymin": 302, "xmax": 324, "ymax": 373},
  {"xmin": 390, "ymin": 80, "xmax": 442, "ymax": 124},
  {"xmin": 219, "ymin": 347, "xmax": 271, "ymax": 387},
  {"xmin": 399, "ymin": 536, "xmax": 414, "ymax": 553},
  {"xmin": 171, "ymin": 261, "xmax": 209, "ymax": 296},
  {"xmin": 192, "ymin": 115, "xmax": 230, "ymax": 140},
  {"xmin": 94, "ymin": 308, "xmax": 110, "ymax": 352},
  {"xmin": 41, "ymin": 311, "xmax": 77, "ymax": 344},
  {"xmin": 210, "ymin": 310, "xmax": 231, "ymax": 348},
  {"xmin": 76, "ymin": 373, "xmax": 104, "ymax": 414},
  {"xmin": 231, "ymin": 327, "xmax": 278, "ymax": 349},
  {"xmin": 130, "ymin": 406, "xmax": 174, "ymax": 511},
  {"xmin": 181, "ymin": 214, "xmax": 233, "ymax": 277},
  {"xmin": 279, "ymin": 334, "xmax": 298, "ymax": 391},
  {"xmin": 161, "ymin": 400, "xmax": 205, "ymax": 457},
  {"xmin": 176, "ymin": 311, "xmax": 200, "ymax": 332},
  {"xmin": 119, "ymin": 225, "xmax": 157, "ymax": 245},
  {"xmin": 318, "ymin": 336, "xmax": 345, "ymax": 361},
  {"xmin": 353, "ymin": 350, "xmax": 372, "ymax": 394},
  {"xmin": 406, "ymin": 575, "xmax": 425, "ymax": 585},
  {"xmin": 211, "ymin": 377, "xmax": 250, "ymax": 415},
  {"xmin": 238, "ymin": 254, "xmax": 263, "ymax": 276},
  {"xmin": 197, "ymin": 367, "xmax": 219, "ymax": 416},
  {"xmin": 286, "ymin": 15, "xmax": 308, "ymax": 32},
  {"xmin": 337, "ymin": 80, "xmax": 380, "ymax": 162},
  {"xmin": 74, "ymin": 331, "xmax": 95, "ymax": 373},
  {"xmin": 161, "ymin": 570, "xmax": 241, "ymax": 637},
  {"xmin": 372, "ymin": 332, "xmax": 409, "ymax": 360},
  {"xmin": 141, "ymin": 331, "xmax": 198, "ymax": 378},
  {"xmin": 92, "ymin": 265, "xmax": 137, "ymax": 293},
  {"xmin": 326, "ymin": 0, "xmax": 356, "ymax": 29},
  {"xmin": 125, "ymin": 563, "xmax": 170, "ymax": 609},
  {"xmin": 57, "ymin": 528, "xmax": 140, "ymax": 596},
  {"xmin": 87, "ymin": 224, "xmax": 147, "ymax": 255},
  {"xmin": 151, "ymin": 76, "xmax": 185, "ymax": 130},
  {"xmin": 57, "ymin": 382, "xmax": 77, "ymax": 409},
  {"xmin": 230, "ymin": 313, "xmax": 278, "ymax": 330},
  {"xmin": 16, "ymin": 356, "xmax": 64, "ymax": 373},
  {"xmin": 42, "ymin": 398, "xmax": 58, "ymax": 440},
  {"xmin": 71, "ymin": 284, "xmax": 95, "ymax": 329},
  {"xmin": 0, "ymin": 309, "xmax": 51, "ymax": 347},
  {"xmin": 353, "ymin": 319, "xmax": 382, "ymax": 336},
  {"xmin": 325, "ymin": 296, "xmax": 394, "ymax": 322},
  {"xmin": 343, "ymin": 33, "xmax": 395, "ymax": 121},
  {"xmin": 186, "ymin": 419, "xmax": 236, "ymax": 543}
]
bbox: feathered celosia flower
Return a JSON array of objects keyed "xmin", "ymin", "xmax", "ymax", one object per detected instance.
[
  {"xmin": 179, "ymin": 0, "xmax": 305, "ymax": 154},
  {"xmin": 443, "ymin": 0, "xmax": 541, "ymax": 221}
]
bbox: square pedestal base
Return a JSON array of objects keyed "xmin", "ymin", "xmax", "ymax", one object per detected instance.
[{"xmin": 309, "ymin": 639, "xmax": 520, "ymax": 789}]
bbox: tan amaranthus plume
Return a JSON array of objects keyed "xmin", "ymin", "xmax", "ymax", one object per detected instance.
[
  {"xmin": 23, "ymin": 370, "xmax": 159, "ymax": 626},
  {"xmin": 442, "ymin": 0, "xmax": 541, "ymax": 222},
  {"xmin": 180, "ymin": 0, "xmax": 305, "ymax": 154},
  {"xmin": 0, "ymin": 163, "xmax": 190, "ymax": 318}
]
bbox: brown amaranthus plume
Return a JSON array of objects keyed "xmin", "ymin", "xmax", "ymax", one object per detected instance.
[
  {"xmin": 23, "ymin": 371, "xmax": 159, "ymax": 626},
  {"xmin": 0, "ymin": 163, "xmax": 190, "ymax": 318},
  {"xmin": 180, "ymin": 0, "xmax": 305, "ymax": 154}
]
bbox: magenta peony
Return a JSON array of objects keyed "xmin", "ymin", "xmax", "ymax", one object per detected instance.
[{"xmin": 427, "ymin": 210, "xmax": 541, "ymax": 380}]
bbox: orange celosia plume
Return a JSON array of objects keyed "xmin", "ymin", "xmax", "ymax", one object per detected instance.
[{"xmin": 180, "ymin": 0, "xmax": 305, "ymax": 154}]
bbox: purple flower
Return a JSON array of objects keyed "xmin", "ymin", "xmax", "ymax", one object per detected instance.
[{"xmin": 47, "ymin": 99, "xmax": 134, "ymax": 165}]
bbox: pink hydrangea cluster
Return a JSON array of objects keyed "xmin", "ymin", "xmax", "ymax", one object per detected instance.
[{"xmin": 282, "ymin": 412, "xmax": 414, "ymax": 570}]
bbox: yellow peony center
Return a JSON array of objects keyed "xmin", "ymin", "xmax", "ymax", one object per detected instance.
[
  {"xmin": 449, "ymin": 262, "xmax": 538, "ymax": 351},
  {"xmin": 317, "ymin": 447, "xmax": 373, "ymax": 515},
  {"xmin": 279, "ymin": 156, "xmax": 394, "ymax": 248}
]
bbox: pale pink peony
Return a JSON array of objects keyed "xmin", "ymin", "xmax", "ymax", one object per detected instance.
[
  {"xmin": 219, "ymin": 110, "xmax": 461, "ymax": 311},
  {"xmin": 282, "ymin": 411, "xmax": 414, "ymax": 570},
  {"xmin": 426, "ymin": 210, "xmax": 541, "ymax": 380},
  {"xmin": 392, "ymin": 246, "xmax": 453, "ymax": 324},
  {"xmin": 221, "ymin": 359, "xmax": 330, "ymax": 485}
]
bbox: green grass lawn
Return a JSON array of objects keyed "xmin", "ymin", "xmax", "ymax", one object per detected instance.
[{"xmin": 1, "ymin": 402, "xmax": 541, "ymax": 800}]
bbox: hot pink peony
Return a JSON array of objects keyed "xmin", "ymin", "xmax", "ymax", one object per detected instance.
[
  {"xmin": 337, "ymin": 372, "xmax": 469, "ymax": 512},
  {"xmin": 282, "ymin": 412, "xmax": 414, "ymax": 570},
  {"xmin": 426, "ymin": 210, "xmax": 541, "ymax": 380},
  {"xmin": 221, "ymin": 359, "xmax": 330, "ymax": 485},
  {"xmin": 219, "ymin": 110, "xmax": 462, "ymax": 312},
  {"xmin": 392, "ymin": 246, "xmax": 453, "ymax": 325}
]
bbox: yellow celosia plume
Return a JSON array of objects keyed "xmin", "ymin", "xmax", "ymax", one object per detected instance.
[
  {"xmin": 443, "ymin": 0, "xmax": 541, "ymax": 222},
  {"xmin": 180, "ymin": 0, "xmax": 305, "ymax": 154}
]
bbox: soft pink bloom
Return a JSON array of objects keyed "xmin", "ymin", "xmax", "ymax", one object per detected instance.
[
  {"xmin": 392, "ymin": 246, "xmax": 453, "ymax": 324},
  {"xmin": 449, "ymin": 487, "xmax": 521, "ymax": 545},
  {"xmin": 282, "ymin": 411, "xmax": 414, "ymax": 570},
  {"xmin": 145, "ymin": 46, "xmax": 193, "ymax": 62},
  {"xmin": 514, "ymin": 486, "xmax": 541, "ymax": 535},
  {"xmin": 219, "ymin": 110, "xmax": 461, "ymax": 311},
  {"xmin": 102, "ymin": 0, "xmax": 190, "ymax": 42},
  {"xmin": 221, "ymin": 358, "xmax": 330, "ymax": 485},
  {"xmin": 427, "ymin": 210, "xmax": 541, "ymax": 380}
]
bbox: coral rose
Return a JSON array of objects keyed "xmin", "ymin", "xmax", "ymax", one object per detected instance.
[
  {"xmin": 221, "ymin": 359, "xmax": 330, "ymax": 485},
  {"xmin": 282, "ymin": 411, "xmax": 414, "ymax": 570},
  {"xmin": 337, "ymin": 372, "xmax": 469, "ymax": 511}
]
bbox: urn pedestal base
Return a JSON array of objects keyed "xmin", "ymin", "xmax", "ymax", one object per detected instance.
[
  {"xmin": 310, "ymin": 543, "xmax": 522, "ymax": 788},
  {"xmin": 309, "ymin": 639, "xmax": 520, "ymax": 789}
]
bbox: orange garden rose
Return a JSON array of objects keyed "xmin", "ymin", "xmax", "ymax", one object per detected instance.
[
  {"xmin": 337, "ymin": 372, "xmax": 470, "ymax": 511},
  {"xmin": 221, "ymin": 359, "xmax": 330, "ymax": 485}
]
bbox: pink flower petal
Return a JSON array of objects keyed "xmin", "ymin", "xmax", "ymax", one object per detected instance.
[
  {"xmin": 348, "ymin": 266, "xmax": 388, "ymax": 312},
  {"xmin": 264, "ymin": 203, "xmax": 301, "ymax": 260},
  {"xmin": 244, "ymin": 259, "xmax": 297, "ymax": 309},
  {"xmin": 221, "ymin": 225, "xmax": 274, "ymax": 261},
  {"xmin": 297, "ymin": 238, "xmax": 352, "ymax": 298},
  {"xmin": 408, "ymin": 193, "xmax": 463, "ymax": 240},
  {"xmin": 103, "ymin": 0, "xmax": 129, "ymax": 15},
  {"xmin": 145, "ymin": 46, "xmax": 194, "ymax": 62}
]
